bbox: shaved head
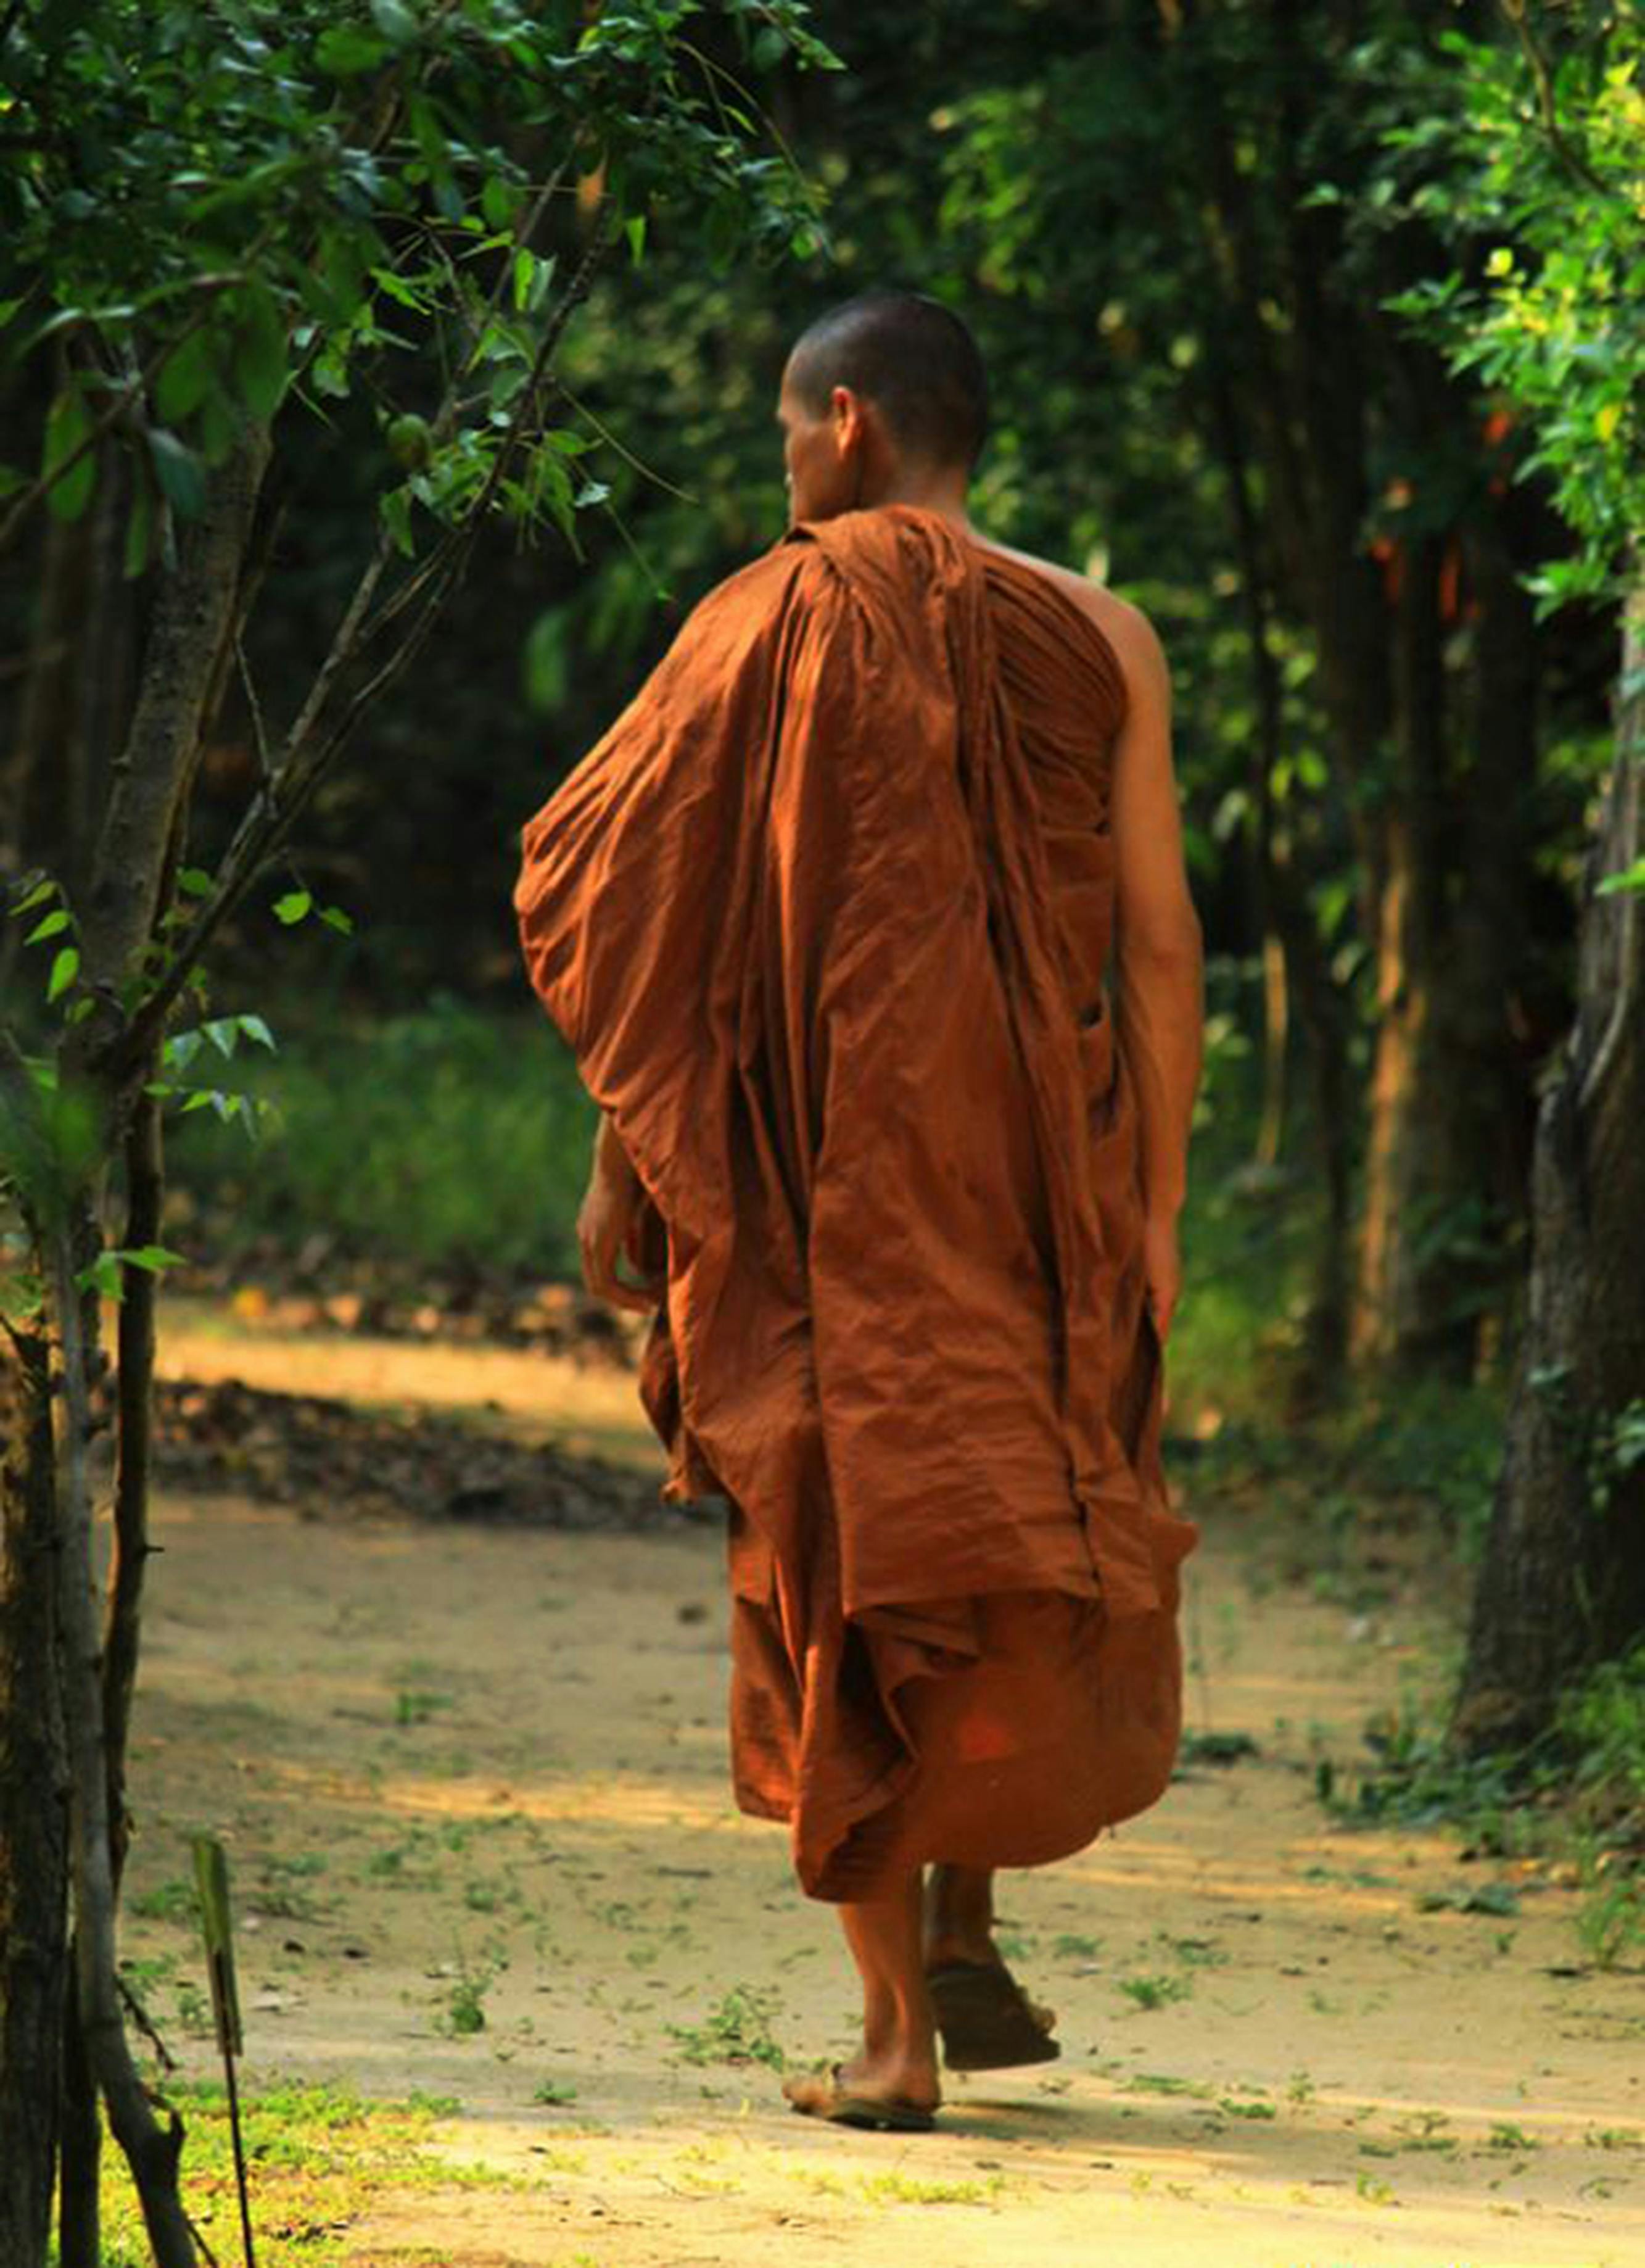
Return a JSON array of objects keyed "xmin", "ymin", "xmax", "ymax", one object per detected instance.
[{"xmin": 785, "ymin": 291, "xmax": 989, "ymax": 473}]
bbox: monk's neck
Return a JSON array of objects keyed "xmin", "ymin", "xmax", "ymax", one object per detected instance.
[{"xmin": 865, "ymin": 470, "xmax": 971, "ymax": 526}]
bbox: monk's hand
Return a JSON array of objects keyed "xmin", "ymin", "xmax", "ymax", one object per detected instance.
[
  {"xmin": 1142, "ymin": 1211, "xmax": 1181, "ymax": 1343},
  {"xmin": 577, "ymin": 1117, "xmax": 664, "ymax": 1315}
]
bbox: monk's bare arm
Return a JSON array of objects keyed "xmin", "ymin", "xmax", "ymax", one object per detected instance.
[{"xmin": 1102, "ymin": 598, "xmax": 1204, "ymax": 1331}]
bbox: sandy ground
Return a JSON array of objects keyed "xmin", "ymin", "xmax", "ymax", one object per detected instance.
[{"xmin": 118, "ymin": 1314, "xmax": 1645, "ymax": 2268}]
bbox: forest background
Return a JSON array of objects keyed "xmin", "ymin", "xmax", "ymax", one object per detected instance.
[{"xmin": 0, "ymin": 1, "xmax": 1642, "ymax": 2261}]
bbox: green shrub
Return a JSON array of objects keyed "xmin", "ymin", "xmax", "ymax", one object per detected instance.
[{"xmin": 167, "ymin": 996, "xmax": 595, "ymax": 1279}]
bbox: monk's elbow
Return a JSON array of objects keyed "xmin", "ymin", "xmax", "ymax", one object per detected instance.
[{"xmin": 1117, "ymin": 906, "xmax": 1203, "ymax": 986}]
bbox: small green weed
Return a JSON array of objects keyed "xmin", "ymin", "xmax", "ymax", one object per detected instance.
[
  {"xmin": 667, "ymin": 1985, "xmax": 785, "ymax": 2071},
  {"xmin": 1485, "ymin": 2121, "xmax": 1539, "ymax": 2153},
  {"xmin": 175, "ymin": 1982, "xmax": 212, "ymax": 2036},
  {"xmin": 1417, "ymin": 1882, "xmax": 1521, "ymax": 1918},
  {"xmin": 1117, "ymin": 1972, "xmax": 1193, "ymax": 2012},
  {"xmin": 439, "ymin": 1958, "xmax": 500, "ymax": 2038},
  {"xmin": 856, "ymin": 2171, "xmax": 1003, "ymax": 2206},
  {"xmin": 129, "ymin": 1877, "xmax": 197, "ymax": 1924}
]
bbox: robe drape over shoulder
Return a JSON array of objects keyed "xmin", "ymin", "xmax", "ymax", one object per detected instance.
[{"xmin": 515, "ymin": 505, "xmax": 1196, "ymax": 1899}]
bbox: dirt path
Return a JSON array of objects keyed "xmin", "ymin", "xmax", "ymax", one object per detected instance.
[{"xmin": 122, "ymin": 1316, "xmax": 1645, "ymax": 2267}]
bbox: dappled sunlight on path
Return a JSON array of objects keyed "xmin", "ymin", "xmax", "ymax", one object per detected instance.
[{"xmin": 120, "ymin": 1323, "xmax": 1645, "ymax": 2267}]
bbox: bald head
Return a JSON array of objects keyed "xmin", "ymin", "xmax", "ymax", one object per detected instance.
[{"xmin": 785, "ymin": 292, "xmax": 989, "ymax": 474}]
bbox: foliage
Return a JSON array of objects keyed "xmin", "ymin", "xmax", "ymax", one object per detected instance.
[
  {"xmin": 167, "ymin": 998, "xmax": 595, "ymax": 1277},
  {"xmin": 1317, "ymin": 1637, "xmax": 1645, "ymax": 1969},
  {"xmin": 1, "ymin": 0, "xmax": 834, "ymax": 568},
  {"xmin": 1380, "ymin": 7, "xmax": 1645, "ymax": 614}
]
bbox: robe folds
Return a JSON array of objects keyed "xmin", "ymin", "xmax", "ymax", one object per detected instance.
[{"xmin": 515, "ymin": 504, "xmax": 1197, "ymax": 1900}]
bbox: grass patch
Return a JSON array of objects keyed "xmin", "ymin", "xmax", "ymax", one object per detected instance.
[{"xmin": 94, "ymin": 2082, "xmax": 498, "ymax": 2267}]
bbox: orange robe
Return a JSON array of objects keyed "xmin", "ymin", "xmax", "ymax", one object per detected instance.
[{"xmin": 515, "ymin": 506, "xmax": 1195, "ymax": 1900}]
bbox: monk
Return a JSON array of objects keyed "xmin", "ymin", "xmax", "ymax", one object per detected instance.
[{"xmin": 515, "ymin": 290, "xmax": 1203, "ymax": 2131}]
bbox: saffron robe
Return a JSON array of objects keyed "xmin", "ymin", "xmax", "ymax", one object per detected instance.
[{"xmin": 515, "ymin": 505, "xmax": 1195, "ymax": 1899}]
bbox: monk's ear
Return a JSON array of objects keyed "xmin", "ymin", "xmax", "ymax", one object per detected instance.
[{"xmin": 830, "ymin": 384, "xmax": 867, "ymax": 452}]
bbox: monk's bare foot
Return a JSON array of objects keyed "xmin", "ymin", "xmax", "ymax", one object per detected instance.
[
  {"xmin": 783, "ymin": 2060, "xmax": 938, "ymax": 2130},
  {"xmin": 841, "ymin": 2040, "xmax": 940, "ymax": 2113},
  {"xmin": 783, "ymin": 2043, "xmax": 939, "ymax": 2126}
]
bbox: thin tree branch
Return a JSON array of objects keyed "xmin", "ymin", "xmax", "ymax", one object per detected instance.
[{"xmin": 1498, "ymin": 0, "xmax": 1610, "ymax": 197}]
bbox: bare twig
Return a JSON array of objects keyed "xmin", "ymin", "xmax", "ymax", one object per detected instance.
[{"xmin": 234, "ymin": 632, "xmax": 274, "ymax": 785}]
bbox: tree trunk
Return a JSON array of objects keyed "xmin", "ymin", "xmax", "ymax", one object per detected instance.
[
  {"xmin": 0, "ymin": 1330, "xmax": 69, "ymax": 2268},
  {"xmin": 49, "ymin": 1222, "xmax": 197, "ymax": 2268},
  {"xmin": 1454, "ymin": 582, "xmax": 1645, "ymax": 1747},
  {"xmin": 1354, "ymin": 532, "xmax": 1464, "ymax": 1370}
]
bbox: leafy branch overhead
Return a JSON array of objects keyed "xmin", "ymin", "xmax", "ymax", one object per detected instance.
[
  {"xmin": 1, "ymin": 0, "xmax": 834, "ymax": 567},
  {"xmin": 0, "ymin": 0, "xmax": 837, "ymax": 1077},
  {"xmin": 1372, "ymin": 12, "xmax": 1645, "ymax": 613}
]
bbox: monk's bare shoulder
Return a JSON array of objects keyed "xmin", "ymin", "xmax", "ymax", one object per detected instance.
[{"xmin": 971, "ymin": 534, "xmax": 1165, "ymax": 698}]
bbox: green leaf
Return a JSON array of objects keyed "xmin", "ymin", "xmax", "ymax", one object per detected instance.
[
  {"xmin": 318, "ymin": 904, "xmax": 355, "ymax": 937},
  {"xmin": 1597, "ymin": 857, "xmax": 1645, "ymax": 899},
  {"xmin": 233, "ymin": 285, "xmax": 287, "ymax": 420},
  {"xmin": 316, "ymin": 25, "xmax": 390, "ymax": 74},
  {"xmin": 121, "ymin": 1244, "xmax": 185, "ymax": 1274},
  {"xmin": 11, "ymin": 877, "xmax": 58, "ymax": 917},
  {"xmin": 371, "ymin": 0, "xmax": 419, "ymax": 44},
  {"xmin": 43, "ymin": 386, "xmax": 95, "ymax": 523},
  {"xmin": 202, "ymin": 1018, "xmax": 240, "ymax": 1058},
  {"xmin": 381, "ymin": 486, "xmax": 415, "ymax": 557},
  {"xmin": 481, "ymin": 176, "xmax": 517, "ymax": 232},
  {"xmin": 147, "ymin": 429, "xmax": 208, "ymax": 520},
  {"xmin": 25, "ymin": 908, "xmax": 70, "ymax": 944},
  {"xmin": 157, "ymin": 328, "xmax": 217, "ymax": 424},
  {"xmin": 273, "ymin": 889, "xmax": 312, "ymax": 925},
  {"xmin": 78, "ymin": 1251, "xmax": 125, "ymax": 1302},
  {"xmin": 178, "ymin": 867, "xmax": 213, "ymax": 896},
  {"xmin": 47, "ymin": 945, "xmax": 79, "ymax": 1003},
  {"xmin": 236, "ymin": 1014, "xmax": 276, "ymax": 1050},
  {"xmin": 624, "ymin": 215, "xmax": 646, "ymax": 265}
]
